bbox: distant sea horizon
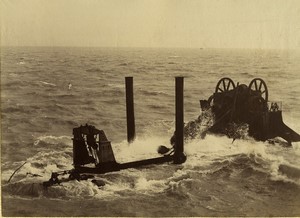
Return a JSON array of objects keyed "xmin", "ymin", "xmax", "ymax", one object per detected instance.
[{"xmin": 1, "ymin": 44, "xmax": 300, "ymax": 51}]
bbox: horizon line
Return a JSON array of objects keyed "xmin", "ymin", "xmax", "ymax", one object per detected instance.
[{"xmin": 1, "ymin": 45, "xmax": 299, "ymax": 51}]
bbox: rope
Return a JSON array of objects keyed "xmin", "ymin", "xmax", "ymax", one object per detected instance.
[{"xmin": 8, "ymin": 162, "xmax": 27, "ymax": 183}]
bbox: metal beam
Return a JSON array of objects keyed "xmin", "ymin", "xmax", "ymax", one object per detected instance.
[
  {"xmin": 174, "ymin": 77, "xmax": 186, "ymax": 164},
  {"xmin": 125, "ymin": 77, "xmax": 136, "ymax": 143}
]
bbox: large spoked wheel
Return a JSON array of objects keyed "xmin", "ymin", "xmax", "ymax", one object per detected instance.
[
  {"xmin": 215, "ymin": 77, "xmax": 236, "ymax": 93},
  {"xmin": 249, "ymin": 78, "xmax": 268, "ymax": 102}
]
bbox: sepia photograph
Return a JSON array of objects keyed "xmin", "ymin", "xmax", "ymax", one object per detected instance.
[{"xmin": 1, "ymin": 0, "xmax": 300, "ymax": 216}]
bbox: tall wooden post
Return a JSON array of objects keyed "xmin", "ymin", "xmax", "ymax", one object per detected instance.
[
  {"xmin": 174, "ymin": 77, "xmax": 186, "ymax": 164},
  {"xmin": 125, "ymin": 77, "xmax": 135, "ymax": 143}
]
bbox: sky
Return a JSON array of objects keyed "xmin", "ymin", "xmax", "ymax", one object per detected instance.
[{"xmin": 1, "ymin": 0, "xmax": 300, "ymax": 49}]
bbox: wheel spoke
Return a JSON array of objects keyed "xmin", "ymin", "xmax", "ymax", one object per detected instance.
[
  {"xmin": 226, "ymin": 81, "xmax": 231, "ymax": 90},
  {"xmin": 216, "ymin": 78, "xmax": 235, "ymax": 93},
  {"xmin": 259, "ymin": 81, "xmax": 263, "ymax": 91},
  {"xmin": 223, "ymin": 80, "xmax": 226, "ymax": 91},
  {"xmin": 249, "ymin": 78, "xmax": 268, "ymax": 102}
]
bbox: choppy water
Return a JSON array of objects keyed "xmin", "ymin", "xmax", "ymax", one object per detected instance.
[{"xmin": 1, "ymin": 47, "xmax": 300, "ymax": 216}]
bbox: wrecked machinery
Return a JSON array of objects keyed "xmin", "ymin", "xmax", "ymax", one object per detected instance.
[{"xmin": 198, "ymin": 77, "xmax": 300, "ymax": 145}]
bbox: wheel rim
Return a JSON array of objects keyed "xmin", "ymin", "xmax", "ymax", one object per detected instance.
[
  {"xmin": 248, "ymin": 78, "xmax": 268, "ymax": 102},
  {"xmin": 215, "ymin": 77, "xmax": 236, "ymax": 93}
]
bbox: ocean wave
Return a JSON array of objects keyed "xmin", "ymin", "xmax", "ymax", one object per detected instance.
[
  {"xmin": 39, "ymin": 81, "xmax": 56, "ymax": 87},
  {"xmin": 101, "ymin": 99, "xmax": 121, "ymax": 104},
  {"xmin": 2, "ymin": 47, "xmax": 300, "ymax": 213},
  {"xmin": 52, "ymin": 93, "xmax": 75, "ymax": 98},
  {"xmin": 138, "ymin": 89, "xmax": 170, "ymax": 97},
  {"xmin": 118, "ymin": 63, "xmax": 129, "ymax": 66},
  {"xmin": 192, "ymin": 137, "xmax": 300, "ymax": 185},
  {"xmin": 33, "ymin": 135, "xmax": 71, "ymax": 147},
  {"xmin": 3, "ymin": 135, "xmax": 300, "ymax": 201},
  {"xmin": 2, "ymin": 105, "xmax": 42, "ymax": 114},
  {"xmin": 148, "ymin": 104, "xmax": 167, "ymax": 110},
  {"xmin": 86, "ymin": 68, "xmax": 105, "ymax": 73},
  {"xmin": 2, "ymin": 149, "xmax": 73, "ymax": 187},
  {"xmin": 104, "ymin": 83, "xmax": 124, "ymax": 89},
  {"xmin": 3, "ymin": 183, "xmax": 46, "ymax": 198},
  {"xmin": 278, "ymin": 164, "xmax": 300, "ymax": 180},
  {"xmin": 207, "ymin": 153, "xmax": 269, "ymax": 178},
  {"xmin": 2, "ymin": 80, "xmax": 26, "ymax": 87}
]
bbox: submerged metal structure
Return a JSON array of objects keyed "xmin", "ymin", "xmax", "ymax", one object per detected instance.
[
  {"xmin": 43, "ymin": 77, "xmax": 186, "ymax": 187},
  {"xmin": 199, "ymin": 77, "xmax": 300, "ymax": 145}
]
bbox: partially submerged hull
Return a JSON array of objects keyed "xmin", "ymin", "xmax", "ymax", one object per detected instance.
[{"xmin": 197, "ymin": 78, "xmax": 300, "ymax": 145}]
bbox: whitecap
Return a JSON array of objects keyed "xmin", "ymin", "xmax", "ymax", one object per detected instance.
[{"xmin": 39, "ymin": 81, "xmax": 57, "ymax": 87}]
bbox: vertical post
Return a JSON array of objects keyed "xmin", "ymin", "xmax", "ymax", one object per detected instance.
[
  {"xmin": 174, "ymin": 77, "xmax": 186, "ymax": 164},
  {"xmin": 125, "ymin": 77, "xmax": 135, "ymax": 143}
]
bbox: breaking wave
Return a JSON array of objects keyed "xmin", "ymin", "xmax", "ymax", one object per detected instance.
[
  {"xmin": 39, "ymin": 81, "xmax": 56, "ymax": 87},
  {"xmin": 2, "ymin": 132, "xmax": 300, "ymax": 201}
]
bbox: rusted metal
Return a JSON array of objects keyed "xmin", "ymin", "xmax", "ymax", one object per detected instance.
[
  {"xmin": 43, "ymin": 77, "xmax": 187, "ymax": 187},
  {"xmin": 174, "ymin": 77, "xmax": 186, "ymax": 164},
  {"xmin": 199, "ymin": 77, "xmax": 300, "ymax": 145},
  {"xmin": 125, "ymin": 77, "xmax": 136, "ymax": 143}
]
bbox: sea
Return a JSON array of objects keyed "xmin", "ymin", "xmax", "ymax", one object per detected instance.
[{"xmin": 1, "ymin": 46, "xmax": 300, "ymax": 217}]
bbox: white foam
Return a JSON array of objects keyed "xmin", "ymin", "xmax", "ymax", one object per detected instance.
[
  {"xmin": 34, "ymin": 135, "xmax": 71, "ymax": 146},
  {"xmin": 39, "ymin": 81, "xmax": 57, "ymax": 87},
  {"xmin": 113, "ymin": 136, "xmax": 170, "ymax": 163},
  {"xmin": 4, "ymin": 130, "xmax": 300, "ymax": 200},
  {"xmin": 135, "ymin": 177, "xmax": 167, "ymax": 193}
]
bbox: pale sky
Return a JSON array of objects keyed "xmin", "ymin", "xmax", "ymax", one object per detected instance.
[{"xmin": 1, "ymin": 0, "xmax": 300, "ymax": 49}]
